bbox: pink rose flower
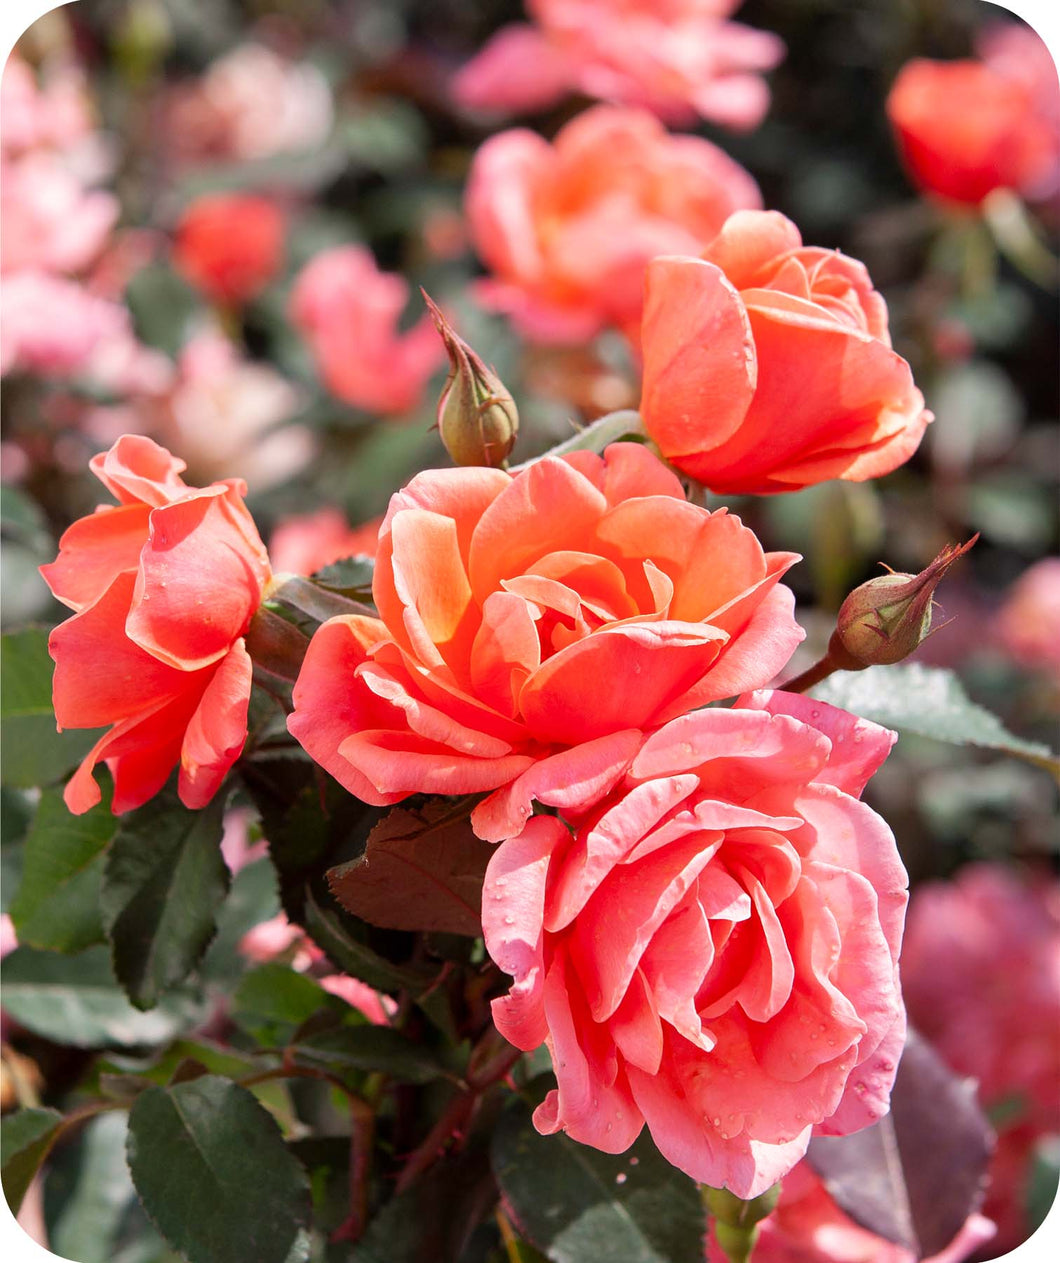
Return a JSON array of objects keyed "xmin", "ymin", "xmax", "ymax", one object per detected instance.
[
  {"xmin": 466, "ymin": 105, "xmax": 761, "ymax": 343},
  {"xmin": 453, "ymin": 0, "xmax": 785, "ymax": 132},
  {"xmin": 995, "ymin": 557, "xmax": 1060, "ymax": 685},
  {"xmin": 482, "ymin": 690, "xmax": 907, "ymax": 1196},
  {"xmin": 269, "ymin": 508, "xmax": 381, "ymax": 576},
  {"xmin": 901, "ymin": 863, "xmax": 1060, "ymax": 1254},
  {"xmin": 1, "ymin": 151, "xmax": 118, "ymax": 275},
  {"xmin": 723, "ymin": 1159, "xmax": 995, "ymax": 1263},
  {"xmin": 289, "ymin": 246, "xmax": 443, "ymax": 416}
]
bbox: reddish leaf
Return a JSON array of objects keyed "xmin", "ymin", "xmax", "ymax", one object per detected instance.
[
  {"xmin": 327, "ymin": 799, "xmax": 493, "ymax": 936},
  {"xmin": 807, "ymin": 1028, "xmax": 994, "ymax": 1259}
]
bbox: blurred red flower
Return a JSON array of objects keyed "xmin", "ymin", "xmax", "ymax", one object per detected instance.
[{"xmin": 173, "ymin": 193, "xmax": 285, "ymax": 305}]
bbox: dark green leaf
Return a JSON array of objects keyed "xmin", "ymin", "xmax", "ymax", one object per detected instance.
[
  {"xmin": 232, "ymin": 963, "xmax": 351, "ymax": 1046},
  {"xmin": 295, "ymin": 1025, "xmax": 449, "ymax": 1086},
  {"xmin": 101, "ymin": 793, "xmax": 228, "ymax": 1009},
  {"xmin": 1, "ymin": 1107, "xmax": 63, "ymax": 1214},
  {"xmin": 0, "ymin": 628, "xmax": 103, "ymax": 788},
  {"xmin": 126, "ymin": 1076, "xmax": 312, "ymax": 1263},
  {"xmin": 491, "ymin": 1081, "xmax": 706, "ymax": 1263},
  {"xmin": 1, "ymin": 945, "xmax": 204, "ymax": 1047},
  {"xmin": 10, "ymin": 784, "xmax": 117, "ymax": 952},
  {"xmin": 812, "ymin": 663, "xmax": 1060, "ymax": 774},
  {"xmin": 302, "ymin": 888, "xmax": 433, "ymax": 994},
  {"xmin": 125, "ymin": 264, "xmax": 199, "ymax": 358},
  {"xmin": 310, "ymin": 555, "xmax": 375, "ymax": 600}
]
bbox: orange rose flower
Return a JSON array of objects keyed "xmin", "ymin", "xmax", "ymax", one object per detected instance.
[
  {"xmin": 173, "ymin": 193, "xmax": 285, "ymax": 305},
  {"xmin": 886, "ymin": 24, "xmax": 1059, "ymax": 208},
  {"xmin": 639, "ymin": 210, "xmax": 932, "ymax": 495},
  {"xmin": 41, "ymin": 435, "xmax": 271, "ymax": 815},
  {"xmin": 465, "ymin": 104, "xmax": 761, "ymax": 343},
  {"xmin": 288, "ymin": 443, "xmax": 803, "ymax": 842}
]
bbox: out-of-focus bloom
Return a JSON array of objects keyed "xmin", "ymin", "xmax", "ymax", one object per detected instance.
[
  {"xmin": 996, "ymin": 557, "xmax": 1060, "ymax": 683},
  {"xmin": 237, "ymin": 912, "xmax": 396, "ymax": 1025},
  {"xmin": 453, "ymin": 0, "xmax": 785, "ymax": 132},
  {"xmin": 289, "ymin": 443, "xmax": 803, "ymax": 841},
  {"xmin": 466, "ymin": 105, "xmax": 761, "ymax": 343},
  {"xmin": 269, "ymin": 508, "xmax": 381, "ymax": 576},
  {"xmin": 1, "ymin": 53, "xmax": 97, "ymax": 158},
  {"xmin": 483, "ymin": 690, "xmax": 906, "ymax": 1195},
  {"xmin": 901, "ymin": 864, "xmax": 1060, "ymax": 1254},
  {"xmin": 0, "ymin": 271, "xmax": 172, "ymax": 393},
  {"xmin": 289, "ymin": 245, "xmax": 443, "ymax": 415},
  {"xmin": 640, "ymin": 211, "xmax": 931, "ymax": 494},
  {"xmin": 40, "ymin": 435, "xmax": 271, "ymax": 815},
  {"xmin": 165, "ymin": 43, "xmax": 333, "ymax": 166},
  {"xmin": 886, "ymin": 23, "xmax": 1060, "ymax": 207},
  {"xmin": 162, "ymin": 329, "xmax": 312, "ymax": 491},
  {"xmin": 173, "ymin": 194, "xmax": 285, "ymax": 306},
  {"xmin": 724, "ymin": 1159, "xmax": 996, "ymax": 1263},
  {"xmin": 1, "ymin": 151, "xmax": 118, "ymax": 274}
]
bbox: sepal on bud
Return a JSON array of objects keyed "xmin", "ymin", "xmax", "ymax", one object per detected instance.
[
  {"xmin": 831, "ymin": 536, "xmax": 978, "ymax": 670},
  {"xmin": 703, "ymin": 1183, "xmax": 782, "ymax": 1263},
  {"xmin": 423, "ymin": 291, "xmax": 518, "ymax": 468}
]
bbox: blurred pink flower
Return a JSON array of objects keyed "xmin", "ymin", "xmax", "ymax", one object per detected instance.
[
  {"xmin": 161, "ymin": 328, "xmax": 313, "ymax": 490},
  {"xmin": 902, "ymin": 863, "xmax": 1060, "ymax": 1254},
  {"xmin": 1, "ymin": 53, "xmax": 97, "ymax": 157},
  {"xmin": 165, "ymin": 43, "xmax": 333, "ymax": 166},
  {"xmin": 0, "ymin": 272, "xmax": 171, "ymax": 393},
  {"xmin": 996, "ymin": 558, "xmax": 1060, "ymax": 684},
  {"xmin": 237, "ymin": 912, "xmax": 397, "ymax": 1025},
  {"xmin": 289, "ymin": 245, "xmax": 443, "ymax": 416},
  {"xmin": 453, "ymin": 0, "xmax": 785, "ymax": 131},
  {"xmin": 466, "ymin": 104, "xmax": 761, "ymax": 343},
  {"xmin": 717, "ymin": 1160, "xmax": 995, "ymax": 1263},
  {"xmin": 1, "ymin": 151, "xmax": 118, "ymax": 274},
  {"xmin": 270, "ymin": 507, "xmax": 381, "ymax": 576}
]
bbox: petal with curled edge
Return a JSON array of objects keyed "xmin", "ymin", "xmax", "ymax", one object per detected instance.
[
  {"xmin": 40, "ymin": 503, "xmax": 150, "ymax": 612},
  {"xmin": 89, "ymin": 434, "xmax": 189, "ymax": 507},
  {"xmin": 484, "ymin": 816, "xmax": 565, "ymax": 1052}
]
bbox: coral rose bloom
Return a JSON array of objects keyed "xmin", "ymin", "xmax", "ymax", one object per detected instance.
[
  {"xmin": 289, "ymin": 245, "xmax": 443, "ymax": 416},
  {"xmin": 41, "ymin": 435, "xmax": 271, "ymax": 815},
  {"xmin": 289, "ymin": 444, "xmax": 803, "ymax": 841},
  {"xmin": 483, "ymin": 690, "xmax": 907, "ymax": 1196},
  {"xmin": 640, "ymin": 211, "xmax": 932, "ymax": 494},
  {"xmin": 466, "ymin": 105, "xmax": 761, "ymax": 343},
  {"xmin": 173, "ymin": 193, "xmax": 285, "ymax": 305},
  {"xmin": 886, "ymin": 24, "xmax": 1060, "ymax": 207}
]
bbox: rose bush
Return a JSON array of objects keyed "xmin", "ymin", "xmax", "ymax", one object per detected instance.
[
  {"xmin": 639, "ymin": 210, "xmax": 932, "ymax": 494},
  {"xmin": 289, "ymin": 443, "xmax": 803, "ymax": 840},
  {"xmin": 465, "ymin": 104, "xmax": 761, "ymax": 342},
  {"xmin": 482, "ymin": 690, "xmax": 907, "ymax": 1195},
  {"xmin": 40, "ymin": 434, "xmax": 271, "ymax": 814}
]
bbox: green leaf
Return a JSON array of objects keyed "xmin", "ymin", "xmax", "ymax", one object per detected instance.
[
  {"xmin": 0, "ymin": 628, "xmax": 103, "ymax": 788},
  {"xmin": 10, "ymin": 784, "xmax": 117, "ymax": 952},
  {"xmin": 101, "ymin": 793, "xmax": 229, "ymax": 1009},
  {"xmin": 310, "ymin": 555, "xmax": 375, "ymax": 600},
  {"xmin": 491, "ymin": 1081, "xmax": 706, "ymax": 1263},
  {"xmin": 47, "ymin": 1112, "xmax": 139, "ymax": 1263},
  {"xmin": 126, "ymin": 1076, "xmax": 312, "ymax": 1263},
  {"xmin": 1, "ymin": 1107, "xmax": 63, "ymax": 1214},
  {"xmin": 1, "ymin": 945, "xmax": 204, "ymax": 1047},
  {"xmin": 302, "ymin": 888, "xmax": 433, "ymax": 995},
  {"xmin": 200, "ymin": 857, "xmax": 281, "ymax": 982},
  {"xmin": 812, "ymin": 663, "xmax": 1060, "ymax": 774},
  {"xmin": 231, "ymin": 963, "xmax": 352, "ymax": 1047},
  {"xmin": 295, "ymin": 1025, "xmax": 450, "ymax": 1086}
]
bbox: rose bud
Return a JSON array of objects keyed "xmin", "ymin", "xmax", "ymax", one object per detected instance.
[
  {"xmin": 423, "ymin": 293, "xmax": 518, "ymax": 468},
  {"xmin": 830, "ymin": 536, "xmax": 977, "ymax": 670}
]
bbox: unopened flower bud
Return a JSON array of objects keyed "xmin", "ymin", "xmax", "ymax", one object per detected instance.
[
  {"xmin": 423, "ymin": 291, "xmax": 518, "ymax": 468},
  {"xmin": 704, "ymin": 1183, "xmax": 782, "ymax": 1263},
  {"xmin": 830, "ymin": 536, "xmax": 977, "ymax": 669}
]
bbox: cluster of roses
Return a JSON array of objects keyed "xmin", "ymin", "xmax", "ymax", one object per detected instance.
[{"xmin": 42, "ymin": 192, "xmax": 931, "ymax": 1197}]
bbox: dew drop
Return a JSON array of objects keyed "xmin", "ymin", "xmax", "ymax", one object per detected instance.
[
  {"xmin": 504, "ymin": 915, "xmax": 515, "ymax": 925},
  {"xmin": 606, "ymin": 1123, "xmax": 613, "ymax": 1133},
  {"xmin": 712, "ymin": 1117, "xmax": 721, "ymax": 1127}
]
